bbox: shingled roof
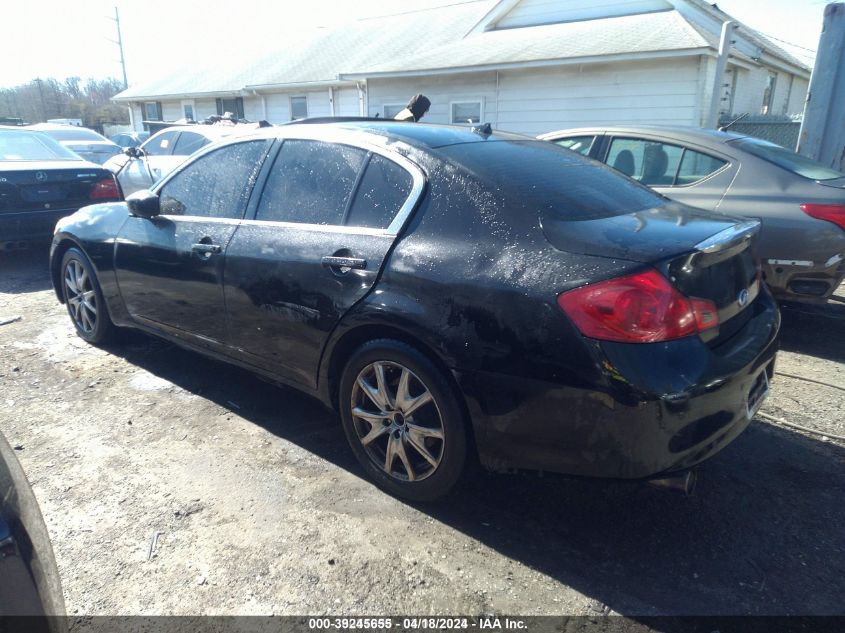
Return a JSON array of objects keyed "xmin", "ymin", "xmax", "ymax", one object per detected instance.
[{"xmin": 113, "ymin": 0, "xmax": 811, "ymax": 102}]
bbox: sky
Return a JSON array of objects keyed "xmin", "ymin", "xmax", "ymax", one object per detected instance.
[{"xmin": 0, "ymin": 0, "xmax": 828, "ymax": 90}]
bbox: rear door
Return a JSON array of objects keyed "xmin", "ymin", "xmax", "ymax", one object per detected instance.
[
  {"xmin": 114, "ymin": 139, "xmax": 271, "ymax": 348},
  {"xmin": 223, "ymin": 139, "xmax": 423, "ymax": 388}
]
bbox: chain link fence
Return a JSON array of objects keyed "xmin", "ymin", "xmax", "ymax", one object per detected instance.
[{"xmin": 717, "ymin": 114, "xmax": 802, "ymax": 150}]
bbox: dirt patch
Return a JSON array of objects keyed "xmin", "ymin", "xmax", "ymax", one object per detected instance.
[{"xmin": 1, "ymin": 246, "xmax": 844, "ymax": 617}]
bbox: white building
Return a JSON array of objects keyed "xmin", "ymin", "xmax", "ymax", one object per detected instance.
[{"xmin": 113, "ymin": 0, "xmax": 811, "ymax": 137}]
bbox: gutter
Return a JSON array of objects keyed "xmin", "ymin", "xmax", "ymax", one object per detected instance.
[{"xmin": 339, "ymin": 47, "xmax": 715, "ymax": 80}]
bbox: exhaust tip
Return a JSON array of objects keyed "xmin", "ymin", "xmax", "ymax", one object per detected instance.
[{"xmin": 647, "ymin": 470, "xmax": 697, "ymax": 496}]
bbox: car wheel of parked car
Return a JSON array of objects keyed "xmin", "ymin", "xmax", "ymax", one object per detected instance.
[
  {"xmin": 339, "ymin": 339, "xmax": 467, "ymax": 501},
  {"xmin": 61, "ymin": 247, "xmax": 114, "ymax": 344}
]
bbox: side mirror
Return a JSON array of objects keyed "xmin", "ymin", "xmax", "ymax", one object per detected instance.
[
  {"xmin": 123, "ymin": 146, "xmax": 143, "ymax": 158},
  {"xmin": 126, "ymin": 190, "xmax": 160, "ymax": 219}
]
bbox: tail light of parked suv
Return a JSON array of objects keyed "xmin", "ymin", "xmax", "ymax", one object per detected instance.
[
  {"xmin": 89, "ymin": 176, "xmax": 121, "ymax": 201},
  {"xmin": 557, "ymin": 269, "xmax": 719, "ymax": 343},
  {"xmin": 800, "ymin": 203, "xmax": 845, "ymax": 231}
]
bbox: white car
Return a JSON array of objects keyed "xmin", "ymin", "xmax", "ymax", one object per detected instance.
[{"xmin": 103, "ymin": 124, "xmax": 262, "ymax": 196}]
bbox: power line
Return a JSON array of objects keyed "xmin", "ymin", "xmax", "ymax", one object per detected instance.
[{"xmin": 751, "ymin": 29, "xmax": 818, "ymax": 54}]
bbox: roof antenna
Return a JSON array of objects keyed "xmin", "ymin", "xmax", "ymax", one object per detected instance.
[{"xmin": 718, "ymin": 112, "xmax": 748, "ymax": 132}]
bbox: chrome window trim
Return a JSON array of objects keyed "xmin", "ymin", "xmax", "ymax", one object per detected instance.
[{"xmin": 152, "ymin": 129, "xmax": 426, "ymax": 235}]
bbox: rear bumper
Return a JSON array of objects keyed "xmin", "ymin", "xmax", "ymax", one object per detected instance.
[
  {"xmin": 763, "ymin": 255, "xmax": 845, "ymax": 304},
  {"xmin": 0, "ymin": 208, "xmax": 80, "ymax": 244},
  {"xmin": 457, "ymin": 291, "xmax": 781, "ymax": 479}
]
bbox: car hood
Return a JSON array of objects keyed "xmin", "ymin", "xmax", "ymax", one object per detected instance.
[{"xmin": 540, "ymin": 201, "xmax": 743, "ymax": 263}]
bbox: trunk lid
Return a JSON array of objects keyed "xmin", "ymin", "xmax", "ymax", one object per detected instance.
[
  {"xmin": 0, "ymin": 165, "xmax": 110, "ymax": 214},
  {"xmin": 542, "ymin": 203, "xmax": 761, "ymax": 338}
]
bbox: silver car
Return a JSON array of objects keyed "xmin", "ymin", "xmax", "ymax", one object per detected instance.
[
  {"xmin": 103, "ymin": 124, "xmax": 254, "ymax": 197},
  {"xmin": 539, "ymin": 126, "xmax": 845, "ymax": 304}
]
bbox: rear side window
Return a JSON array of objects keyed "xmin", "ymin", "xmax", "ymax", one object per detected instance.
[
  {"xmin": 554, "ymin": 136, "xmax": 595, "ymax": 156},
  {"xmin": 143, "ymin": 130, "xmax": 179, "ymax": 156},
  {"xmin": 607, "ymin": 138, "xmax": 683, "ymax": 185},
  {"xmin": 607, "ymin": 138, "xmax": 726, "ymax": 186},
  {"xmin": 159, "ymin": 140, "xmax": 267, "ymax": 219},
  {"xmin": 346, "ymin": 155, "xmax": 413, "ymax": 229},
  {"xmin": 172, "ymin": 131, "xmax": 209, "ymax": 156},
  {"xmin": 676, "ymin": 150, "xmax": 727, "ymax": 185},
  {"xmin": 256, "ymin": 140, "xmax": 367, "ymax": 225},
  {"xmin": 442, "ymin": 141, "xmax": 664, "ymax": 221},
  {"xmin": 730, "ymin": 137, "xmax": 844, "ymax": 181}
]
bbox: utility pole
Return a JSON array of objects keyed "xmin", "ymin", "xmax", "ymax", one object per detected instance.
[
  {"xmin": 798, "ymin": 3, "xmax": 845, "ymax": 167},
  {"xmin": 705, "ymin": 21, "xmax": 735, "ymax": 128},
  {"xmin": 108, "ymin": 6, "xmax": 129, "ymax": 89}
]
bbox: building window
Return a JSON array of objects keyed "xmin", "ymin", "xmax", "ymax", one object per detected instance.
[
  {"xmin": 382, "ymin": 104, "xmax": 405, "ymax": 119},
  {"xmin": 144, "ymin": 102, "xmax": 162, "ymax": 121},
  {"xmin": 451, "ymin": 100, "xmax": 482, "ymax": 125},
  {"xmin": 182, "ymin": 101, "xmax": 195, "ymax": 121},
  {"xmin": 215, "ymin": 97, "xmax": 244, "ymax": 119},
  {"xmin": 290, "ymin": 96, "xmax": 308, "ymax": 120},
  {"xmin": 761, "ymin": 72, "xmax": 777, "ymax": 115}
]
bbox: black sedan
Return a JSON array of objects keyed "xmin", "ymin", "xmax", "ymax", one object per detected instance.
[
  {"xmin": 49, "ymin": 121, "xmax": 779, "ymax": 500},
  {"xmin": 0, "ymin": 126, "xmax": 121, "ymax": 248}
]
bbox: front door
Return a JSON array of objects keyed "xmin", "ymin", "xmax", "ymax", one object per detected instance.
[
  {"xmin": 114, "ymin": 139, "xmax": 270, "ymax": 348},
  {"xmin": 223, "ymin": 139, "xmax": 422, "ymax": 387}
]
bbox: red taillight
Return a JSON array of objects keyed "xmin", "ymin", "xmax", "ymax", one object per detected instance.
[
  {"xmin": 90, "ymin": 176, "xmax": 121, "ymax": 200},
  {"xmin": 800, "ymin": 203, "xmax": 845, "ymax": 231},
  {"xmin": 557, "ymin": 269, "xmax": 719, "ymax": 343}
]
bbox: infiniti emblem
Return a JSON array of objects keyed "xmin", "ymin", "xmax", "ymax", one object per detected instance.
[
  {"xmin": 35, "ymin": 171, "xmax": 47, "ymax": 181},
  {"xmin": 738, "ymin": 289, "xmax": 750, "ymax": 307}
]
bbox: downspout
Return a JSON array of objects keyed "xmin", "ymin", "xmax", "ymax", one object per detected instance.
[
  {"xmin": 127, "ymin": 104, "xmax": 135, "ymax": 131},
  {"xmin": 705, "ymin": 21, "xmax": 735, "ymax": 128},
  {"xmin": 357, "ymin": 81, "xmax": 366, "ymax": 117}
]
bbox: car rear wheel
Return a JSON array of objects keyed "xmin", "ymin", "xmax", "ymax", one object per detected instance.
[
  {"xmin": 61, "ymin": 247, "xmax": 114, "ymax": 345},
  {"xmin": 339, "ymin": 339, "xmax": 467, "ymax": 501}
]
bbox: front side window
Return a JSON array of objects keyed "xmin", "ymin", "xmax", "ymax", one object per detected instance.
[
  {"xmin": 346, "ymin": 154, "xmax": 413, "ymax": 229},
  {"xmin": 606, "ymin": 138, "xmax": 683, "ymax": 186},
  {"xmin": 142, "ymin": 130, "xmax": 180, "ymax": 156},
  {"xmin": 256, "ymin": 140, "xmax": 367, "ymax": 225},
  {"xmin": 158, "ymin": 140, "xmax": 267, "ymax": 219},
  {"xmin": 554, "ymin": 136, "xmax": 595, "ymax": 156},
  {"xmin": 290, "ymin": 96, "xmax": 308, "ymax": 120},
  {"xmin": 451, "ymin": 101, "xmax": 482, "ymax": 125}
]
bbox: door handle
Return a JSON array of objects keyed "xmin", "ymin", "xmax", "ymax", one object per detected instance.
[
  {"xmin": 191, "ymin": 243, "xmax": 222, "ymax": 254},
  {"xmin": 321, "ymin": 255, "xmax": 367, "ymax": 270}
]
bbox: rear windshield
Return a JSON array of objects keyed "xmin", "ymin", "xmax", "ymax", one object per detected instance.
[
  {"xmin": 0, "ymin": 129, "xmax": 80, "ymax": 161},
  {"xmin": 441, "ymin": 140, "xmax": 665, "ymax": 220},
  {"xmin": 37, "ymin": 126, "xmax": 105, "ymax": 142},
  {"xmin": 730, "ymin": 137, "xmax": 843, "ymax": 181}
]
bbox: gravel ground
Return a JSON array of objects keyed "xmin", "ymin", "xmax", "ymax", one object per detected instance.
[{"xmin": 1, "ymin": 245, "xmax": 844, "ymax": 618}]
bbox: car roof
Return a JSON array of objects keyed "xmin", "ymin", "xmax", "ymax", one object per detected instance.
[
  {"xmin": 146, "ymin": 124, "xmax": 251, "ymax": 140},
  {"xmin": 538, "ymin": 124, "xmax": 748, "ymax": 147},
  {"xmin": 246, "ymin": 119, "xmax": 530, "ymax": 150}
]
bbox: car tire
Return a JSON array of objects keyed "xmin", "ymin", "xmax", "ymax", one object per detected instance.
[
  {"xmin": 339, "ymin": 339, "xmax": 467, "ymax": 502},
  {"xmin": 60, "ymin": 247, "xmax": 114, "ymax": 345}
]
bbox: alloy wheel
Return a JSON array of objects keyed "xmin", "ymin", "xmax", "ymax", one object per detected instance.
[
  {"xmin": 64, "ymin": 259, "xmax": 97, "ymax": 334},
  {"xmin": 350, "ymin": 361, "xmax": 445, "ymax": 482}
]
